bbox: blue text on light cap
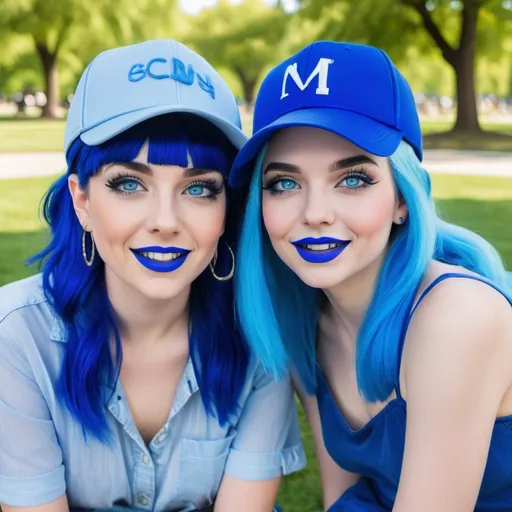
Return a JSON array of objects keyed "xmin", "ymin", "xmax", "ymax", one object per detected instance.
[{"xmin": 64, "ymin": 39, "xmax": 247, "ymax": 156}]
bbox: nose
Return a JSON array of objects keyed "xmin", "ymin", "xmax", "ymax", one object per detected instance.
[
  {"xmin": 147, "ymin": 193, "xmax": 181, "ymax": 235},
  {"xmin": 302, "ymin": 187, "xmax": 335, "ymax": 227}
]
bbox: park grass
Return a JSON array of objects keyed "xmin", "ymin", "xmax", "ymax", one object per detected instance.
[
  {"xmin": 1, "ymin": 115, "xmax": 512, "ymax": 152},
  {"xmin": 0, "ymin": 117, "xmax": 65, "ymax": 153},
  {"xmin": 1, "ymin": 173, "xmax": 512, "ymax": 511}
]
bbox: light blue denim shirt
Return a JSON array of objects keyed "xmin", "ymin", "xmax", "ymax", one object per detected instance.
[{"xmin": 0, "ymin": 274, "xmax": 306, "ymax": 510}]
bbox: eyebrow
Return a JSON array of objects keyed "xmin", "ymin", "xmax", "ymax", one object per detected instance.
[
  {"xmin": 105, "ymin": 162, "xmax": 222, "ymax": 178},
  {"xmin": 263, "ymin": 155, "xmax": 379, "ymax": 175}
]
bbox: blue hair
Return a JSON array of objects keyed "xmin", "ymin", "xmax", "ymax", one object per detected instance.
[
  {"xmin": 236, "ymin": 140, "xmax": 510, "ymax": 400},
  {"xmin": 31, "ymin": 113, "xmax": 249, "ymax": 442}
]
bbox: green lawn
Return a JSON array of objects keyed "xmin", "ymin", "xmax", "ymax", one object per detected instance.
[
  {"xmin": 1, "ymin": 116, "xmax": 512, "ymax": 152},
  {"xmin": 0, "ymin": 117, "xmax": 66, "ymax": 153},
  {"xmin": 1, "ymin": 173, "xmax": 512, "ymax": 511}
]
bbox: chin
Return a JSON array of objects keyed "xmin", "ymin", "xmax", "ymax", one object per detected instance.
[
  {"xmin": 289, "ymin": 265, "xmax": 350, "ymax": 290},
  {"xmin": 132, "ymin": 276, "xmax": 191, "ymax": 301}
]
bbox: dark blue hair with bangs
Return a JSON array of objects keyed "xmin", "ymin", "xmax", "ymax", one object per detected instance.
[{"xmin": 31, "ymin": 113, "xmax": 249, "ymax": 442}]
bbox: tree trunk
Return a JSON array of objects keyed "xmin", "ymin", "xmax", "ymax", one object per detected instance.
[
  {"xmin": 35, "ymin": 42, "xmax": 61, "ymax": 119},
  {"xmin": 452, "ymin": 2, "xmax": 481, "ymax": 132},
  {"xmin": 240, "ymin": 76, "xmax": 257, "ymax": 111},
  {"xmin": 408, "ymin": 0, "xmax": 481, "ymax": 133}
]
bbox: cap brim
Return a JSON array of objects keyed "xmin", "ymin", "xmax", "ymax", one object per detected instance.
[
  {"xmin": 77, "ymin": 105, "xmax": 248, "ymax": 152},
  {"xmin": 228, "ymin": 108, "xmax": 402, "ymax": 187}
]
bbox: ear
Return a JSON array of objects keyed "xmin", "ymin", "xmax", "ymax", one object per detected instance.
[
  {"xmin": 68, "ymin": 175, "xmax": 90, "ymax": 229},
  {"xmin": 393, "ymin": 196, "xmax": 408, "ymax": 226}
]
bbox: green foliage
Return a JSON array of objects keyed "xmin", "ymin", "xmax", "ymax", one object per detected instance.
[
  {"xmin": 294, "ymin": 0, "xmax": 512, "ymax": 97},
  {"xmin": 0, "ymin": 0, "xmax": 179, "ymax": 98},
  {"xmin": 184, "ymin": 0, "xmax": 290, "ymax": 102}
]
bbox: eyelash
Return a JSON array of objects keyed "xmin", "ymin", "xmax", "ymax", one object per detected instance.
[
  {"xmin": 106, "ymin": 173, "xmax": 145, "ymax": 195},
  {"xmin": 185, "ymin": 179, "xmax": 224, "ymax": 201},
  {"xmin": 105, "ymin": 173, "xmax": 224, "ymax": 200},
  {"xmin": 339, "ymin": 168, "xmax": 378, "ymax": 191},
  {"xmin": 262, "ymin": 168, "xmax": 377, "ymax": 195},
  {"xmin": 262, "ymin": 173, "xmax": 295, "ymax": 196}
]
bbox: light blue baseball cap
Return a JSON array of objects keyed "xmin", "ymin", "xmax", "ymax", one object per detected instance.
[{"xmin": 64, "ymin": 39, "xmax": 247, "ymax": 156}]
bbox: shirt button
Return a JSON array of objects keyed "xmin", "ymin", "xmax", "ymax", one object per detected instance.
[
  {"xmin": 137, "ymin": 494, "xmax": 149, "ymax": 506},
  {"xmin": 142, "ymin": 454, "xmax": 150, "ymax": 466},
  {"xmin": 155, "ymin": 432, "xmax": 168, "ymax": 444}
]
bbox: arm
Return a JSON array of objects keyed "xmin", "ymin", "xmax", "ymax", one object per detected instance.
[
  {"xmin": 393, "ymin": 279, "xmax": 512, "ymax": 512},
  {"xmin": 214, "ymin": 364, "xmax": 306, "ymax": 512},
  {"xmin": 214, "ymin": 475, "xmax": 280, "ymax": 512},
  {"xmin": 1, "ymin": 496, "xmax": 69, "ymax": 512},
  {"xmin": 295, "ymin": 382, "xmax": 360, "ymax": 511},
  {"xmin": 0, "ymin": 321, "xmax": 68, "ymax": 510}
]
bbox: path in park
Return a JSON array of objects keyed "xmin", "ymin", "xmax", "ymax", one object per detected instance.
[{"xmin": 0, "ymin": 149, "xmax": 512, "ymax": 180}]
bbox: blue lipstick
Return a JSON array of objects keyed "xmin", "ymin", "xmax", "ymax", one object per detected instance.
[
  {"xmin": 130, "ymin": 246, "xmax": 191, "ymax": 273},
  {"xmin": 291, "ymin": 237, "xmax": 350, "ymax": 264}
]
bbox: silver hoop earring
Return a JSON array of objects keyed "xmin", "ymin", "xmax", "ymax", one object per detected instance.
[
  {"xmin": 210, "ymin": 241, "xmax": 235, "ymax": 281},
  {"xmin": 82, "ymin": 222, "xmax": 96, "ymax": 266}
]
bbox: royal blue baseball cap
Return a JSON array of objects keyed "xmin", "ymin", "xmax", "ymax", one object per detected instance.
[
  {"xmin": 64, "ymin": 39, "xmax": 247, "ymax": 156},
  {"xmin": 229, "ymin": 41, "xmax": 422, "ymax": 187}
]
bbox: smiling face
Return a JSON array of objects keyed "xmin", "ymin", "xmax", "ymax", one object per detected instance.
[
  {"xmin": 261, "ymin": 126, "xmax": 407, "ymax": 290},
  {"xmin": 69, "ymin": 144, "xmax": 226, "ymax": 302}
]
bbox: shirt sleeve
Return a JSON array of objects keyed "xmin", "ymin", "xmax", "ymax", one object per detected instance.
[
  {"xmin": 224, "ymin": 362, "xmax": 306, "ymax": 481},
  {"xmin": 0, "ymin": 319, "xmax": 66, "ymax": 506}
]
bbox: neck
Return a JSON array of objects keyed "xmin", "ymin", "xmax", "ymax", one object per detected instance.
[
  {"xmin": 323, "ymin": 252, "xmax": 385, "ymax": 344},
  {"xmin": 105, "ymin": 270, "xmax": 190, "ymax": 349}
]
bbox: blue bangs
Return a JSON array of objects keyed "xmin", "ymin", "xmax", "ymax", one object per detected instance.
[
  {"xmin": 32, "ymin": 113, "xmax": 248, "ymax": 442},
  {"xmin": 67, "ymin": 113, "xmax": 237, "ymax": 186}
]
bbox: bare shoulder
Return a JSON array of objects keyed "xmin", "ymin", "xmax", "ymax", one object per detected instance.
[{"xmin": 404, "ymin": 262, "xmax": 512, "ymax": 376}]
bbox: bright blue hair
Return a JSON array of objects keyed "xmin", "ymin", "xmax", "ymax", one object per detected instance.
[
  {"xmin": 236, "ymin": 140, "xmax": 510, "ymax": 400},
  {"xmin": 31, "ymin": 113, "xmax": 249, "ymax": 442}
]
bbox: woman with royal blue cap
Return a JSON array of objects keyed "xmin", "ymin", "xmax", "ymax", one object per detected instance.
[
  {"xmin": 0, "ymin": 40, "xmax": 305, "ymax": 512},
  {"xmin": 232, "ymin": 40, "xmax": 512, "ymax": 511}
]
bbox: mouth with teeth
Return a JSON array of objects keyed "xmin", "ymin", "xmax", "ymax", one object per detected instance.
[
  {"xmin": 130, "ymin": 247, "xmax": 191, "ymax": 273},
  {"xmin": 137, "ymin": 251, "xmax": 186, "ymax": 261},
  {"xmin": 297, "ymin": 243, "xmax": 342, "ymax": 252},
  {"xmin": 291, "ymin": 237, "xmax": 350, "ymax": 264}
]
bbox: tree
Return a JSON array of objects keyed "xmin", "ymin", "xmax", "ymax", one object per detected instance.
[
  {"xmin": 184, "ymin": 0, "xmax": 290, "ymax": 106},
  {"xmin": 0, "ymin": 0, "xmax": 177, "ymax": 118},
  {"xmin": 297, "ymin": 0, "xmax": 512, "ymax": 133}
]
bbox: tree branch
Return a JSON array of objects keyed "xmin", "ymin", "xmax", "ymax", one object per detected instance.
[{"xmin": 402, "ymin": 0, "xmax": 457, "ymax": 66}]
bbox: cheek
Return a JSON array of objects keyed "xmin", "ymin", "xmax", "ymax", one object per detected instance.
[
  {"xmin": 340, "ymin": 192, "xmax": 396, "ymax": 237},
  {"xmin": 184, "ymin": 199, "xmax": 226, "ymax": 246},
  {"xmin": 262, "ymin": 195, "xmax": 298, "ymax": 240},
  {"xmin": 87, "ymin": 194, "xmax": 143, "ymax": 252}
]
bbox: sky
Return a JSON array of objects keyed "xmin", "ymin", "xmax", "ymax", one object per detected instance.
[{"xmin": 179, "ymin": 0, "xmax": 297, "ymax": 15}]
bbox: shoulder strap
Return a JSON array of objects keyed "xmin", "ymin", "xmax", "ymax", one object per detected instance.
[{"xmin": 394, "ymin": 272, "xmax": 511, "ymax": 400}]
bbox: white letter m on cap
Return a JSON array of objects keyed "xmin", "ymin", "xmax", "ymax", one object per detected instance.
[{"xmin": 281, "ymin": 58, "xmax": 334, "ymax": 100}]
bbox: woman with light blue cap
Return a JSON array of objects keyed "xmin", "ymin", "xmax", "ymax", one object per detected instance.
[
  {"xmin": 232, "ymin": 41, "xmax": 512, "ymax": 511},
  {"xmin": 0, "ymin": 40, "xmax": 305, "ymax": 512}
]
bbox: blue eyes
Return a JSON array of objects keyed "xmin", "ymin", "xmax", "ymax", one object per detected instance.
[
  {"xmin": 106, "ymin": 174, "xmax": 223, "ymax": 201},
  {"xmin": 185, "ymin": 184, "xmax": 212, "ymax": 197},
  {"xmin": 274, "ymin": 179, "xmax": 299, "ymax": 191},
  {"xmin": 106, "ymin": 176, "xmax": 145, "ymax": 195},
  {"xmin": 120, "ymin": 180, "xmax": 141, "ymax": 192},
  {"xmin": 263, "ymin": 171, "xmax": 375, "ymax": 195},
  {"xmin": 343, "ymin": 176, "xmax": 365, "ymax": 188}
]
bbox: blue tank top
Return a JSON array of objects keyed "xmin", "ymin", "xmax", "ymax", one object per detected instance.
[{"xmin": 316, "ymin": 273, "xmax": 512, "ymax": 511}]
